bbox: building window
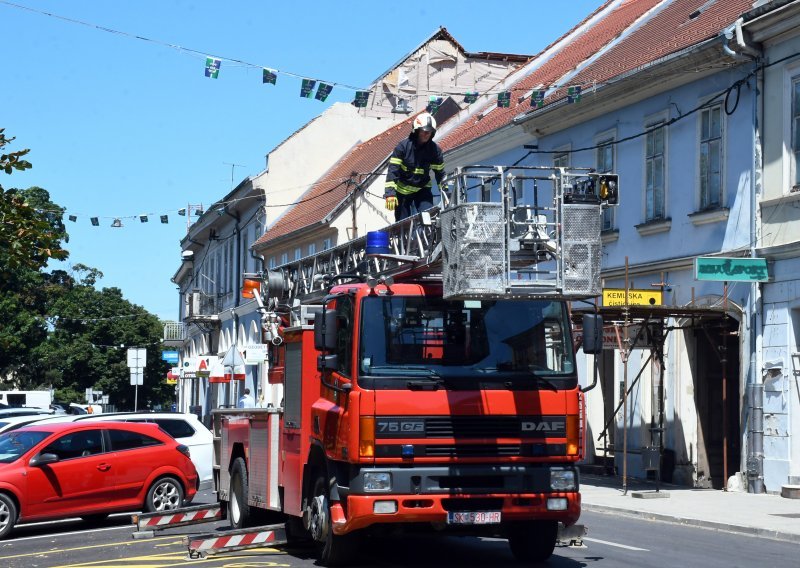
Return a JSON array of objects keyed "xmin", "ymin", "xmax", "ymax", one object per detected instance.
[
  {"xmin": 596, "ymin": 136, "xmax": 615, "ymax": 230},
  {"xmin": 268, "ymin": 257, "xmax": 276, "ymax": 269},
  {"xmin": 308, "ymin": 242, "xmax": 317, "ymax": 255},
  {"xmin": 322, "ymin": 238, "xmax": 332, "ymax": 250},
  {"xmin": 553, "ymin": 149, "xmax": 570, "ymax": 169},
  {"xmin": 294, "ymin": 247, "xmax": 302, "ymax": 261},
  {"xmin": 794, "ymin": 78, "xmax": 800, "ymax": 189},
  {"xmin": 700, "ymin": 105, "xmax": 722, "ymax": 209},
  {"xmin": 645, "ymin": 121, "xmax": 666, "ymax": 221},
  {"xmin": 280, "ymin": 252, "xmax": 288, "ymax": 265}
]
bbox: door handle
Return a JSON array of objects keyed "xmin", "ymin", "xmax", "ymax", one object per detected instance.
[{"xmin": 97, "ymin": 463, "xmax": 111, "ymax": 472}]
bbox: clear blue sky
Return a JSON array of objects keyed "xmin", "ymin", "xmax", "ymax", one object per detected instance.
[{"xmin": 3, "ymin": 0, "xmax": 604, "ymax": 320}]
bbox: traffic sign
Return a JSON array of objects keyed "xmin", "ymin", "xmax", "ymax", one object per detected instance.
[
  {"xmin": 130, "ymin": 369, "xmax": 144, "ymax": 386},
  {"xmin": 127, "ymin": 348, "xmax": 147, "ymax": 368},
  {"xmin": 602, "ymin": 288, "xmax": 662, "ymax": 307}
]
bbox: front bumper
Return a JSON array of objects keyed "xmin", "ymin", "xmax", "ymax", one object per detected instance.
[{"xmin": 331, "ymin": 464, "xmax": 581, "ymax": 535}]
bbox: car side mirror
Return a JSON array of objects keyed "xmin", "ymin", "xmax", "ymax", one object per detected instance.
[{"xmin": 29, "ymin": 452, "xmax": 59, "ymax": 467}]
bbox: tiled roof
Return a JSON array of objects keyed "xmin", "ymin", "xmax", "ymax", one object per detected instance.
[
  {"xmin": 253, "ymin": 116, "xmax": 415, "ymax": 248},
  {"xmin": 439, "ymin": 0, "xmax": 753, "ymax": 152}
]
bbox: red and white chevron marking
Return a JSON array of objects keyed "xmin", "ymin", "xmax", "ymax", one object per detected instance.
[
  {"xmin": 142, "ymin": 507, "xmax": 221, "ymax": 527},
  {"xmin": 189, "ymin": 530, "xmax": 276, "ymax": 552}
]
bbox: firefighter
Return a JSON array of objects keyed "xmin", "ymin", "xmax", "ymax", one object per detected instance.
[{"xmin": 384, "ymin": 112, "xmax": 445, "ymax": 221}]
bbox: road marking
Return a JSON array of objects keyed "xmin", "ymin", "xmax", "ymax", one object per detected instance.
[
  {"xmin": 0, "ymin": 534, "xmax": 177, "ymax": 560},
  {"xmin": 46, "ymin": 550, "xmax": 290, "ymax": 567},
  {"xmin": 583, "ymin": 537, "xmax": 649, "ymax": 551}
]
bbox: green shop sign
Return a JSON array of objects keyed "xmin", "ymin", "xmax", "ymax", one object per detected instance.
[{"xmin": 694, "ymin": 257, "xmax": 768, "ymax": 282}]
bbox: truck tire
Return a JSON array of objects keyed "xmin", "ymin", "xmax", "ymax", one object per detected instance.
[
  {"xmin": 0, "ymin": 493, "xmax": 17, "ymax": 540},
  {"xmin": 228, "ymin": 457, "xmax": 252, "ymax": 529},
  {"xmin": 309, "ymin": 475, "xmax": 358, "ymax": 566},
  {"xmin": 506, "ymin": 520, "xmax": 558, "ymax": 562}
]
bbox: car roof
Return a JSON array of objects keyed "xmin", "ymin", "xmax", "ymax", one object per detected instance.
[
  {"xmin": 70, "ymin": 412, "xmax": 204, "ymax": 423},
  {"xmin": 17, "ymin": 420, "xmax": 164, "ymax": 434}
]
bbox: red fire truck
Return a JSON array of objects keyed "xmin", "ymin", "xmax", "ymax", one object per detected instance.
[{"xmin": 197, "ymin": 166, "xmax": 615, "ymax": 565}]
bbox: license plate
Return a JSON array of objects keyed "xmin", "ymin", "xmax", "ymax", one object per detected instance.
[{"xmin": 447, "ymin": 511, "xmax": 502, "ymax": 525}]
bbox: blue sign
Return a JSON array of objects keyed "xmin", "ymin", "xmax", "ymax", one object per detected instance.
[{"xmin": 161, "ymin": 350, "xmax": 179, "ymax": 364}]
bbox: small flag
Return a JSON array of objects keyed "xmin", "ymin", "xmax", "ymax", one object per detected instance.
[
  {"xmin": 300, "ymin": 79, "xmax": 316, "ymax": 98},
  {"xmin": 194, "ymin": 208, "xmax": 203, "ymax": 216},
  {"xmin": 68, "ymin": 214, "xmax": 77, "ymax": 222},
  {"xmin": 90, "ymin": 217, "xmax": 99, "ymax": 226},
  {"xmin": 464, "ymin": 91, "xmax": 478, "ymax": 103},
  {"xmin": 160, "ymin": 215, "xmax": 169, "ymax": 224},
  {"xmin": 315, "ymin": 82, "xmax": 333, "ymax": 102},
  {"xmin": 567, "ymin": 86, "xmax": 582, "ymax": 104},
  {"xmin": 352, "ymin": 90, "xmax": 369, "ymax": 108},
  {"xmin": 497, "ymin": 91, "xmax": 511, "ymax": 108},
  {"xmin": 178, "ymin": 208, "xmax": 186, "ymax": 216},
  {"xmin": 262, "ymin": 68, "xmax": 277, "ymax": 85},
  {"xmin": 205, "ymin": 57, "xmax": 221, "ymax": 79},
  {"xmin": 427, "ymin": 96, "xmax": 442, "ymax": 114},
  {"xmin": 139, "ymin": 214, "xmax": 148, "ymax": 223},
  {"xmin": 530, "ymin": 90, "xmax": 545, "ymax": 108}
]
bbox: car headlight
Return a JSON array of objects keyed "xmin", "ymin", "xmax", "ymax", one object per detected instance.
[
  {"xmin": 550, "ymin": 468, "xmax": 576, "ymax": 491},
  {"xmin": 363, "ymin": 472, "xmax": 392, "ymax": 492}
]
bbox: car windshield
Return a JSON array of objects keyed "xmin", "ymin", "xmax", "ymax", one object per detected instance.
[
  {"xmin": 0, "ymin": 430, "xmax": 51, "ymax": 463},
  {"xmin": 359, "ymin": 296, "xmax": 575, "ymax": 384}
]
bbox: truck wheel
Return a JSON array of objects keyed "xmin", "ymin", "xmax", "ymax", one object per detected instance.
[
  {"xmin": 0, "ymin": 493, "xmax": 17, "ymax": 540},
  {"xmin": 309, "ymin": 476, "xmax": 358, "ymax": 566},
  {"xmin": 228, "ymin": 457, "xmax": 252, "ymax": 529},
  {"xmin": 506, "ymin": 520, "xmax": 558, "ymax": 562}
]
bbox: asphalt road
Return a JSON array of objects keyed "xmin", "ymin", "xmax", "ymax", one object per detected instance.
[{"xmin": 1, "ymin": 503, "xmax": 797, "ymax": 568}]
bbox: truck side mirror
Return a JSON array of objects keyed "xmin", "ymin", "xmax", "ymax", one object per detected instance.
[
  {"xmin": 582, "ymin": 314, "xmax": 604, "ymax": 354},
  {"xmin": 314, "ymin": 309, "xmax": 338, "ymax": 351}
]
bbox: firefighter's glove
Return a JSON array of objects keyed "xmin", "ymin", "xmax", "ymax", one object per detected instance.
[{"xmin": 385, "ymin": 196, "xmax": 398, "ymax": 211}]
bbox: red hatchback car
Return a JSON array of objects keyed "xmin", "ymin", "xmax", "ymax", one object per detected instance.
[{"xmin": 0, "ymin": 421, "xmax": 198, "ymax": 539}]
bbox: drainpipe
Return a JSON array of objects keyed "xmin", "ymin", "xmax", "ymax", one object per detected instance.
[{"xmin": 724, "ymin": 18, "xmax": 764, "ymax": 493}]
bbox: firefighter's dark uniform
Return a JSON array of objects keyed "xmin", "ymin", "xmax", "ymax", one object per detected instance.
[{"xmin": 384, "ymin": 135, "xmax": 445, "ymax": 221}]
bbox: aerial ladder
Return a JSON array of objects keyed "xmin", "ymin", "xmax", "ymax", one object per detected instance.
[{"xmin": 253, "ymin": 164, "xmax": 617, "ymax": 331}]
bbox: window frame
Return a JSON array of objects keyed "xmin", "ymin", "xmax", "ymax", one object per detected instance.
[
  {"xmin": 698, "ymin": 102, "xmax": 724, "ymax": 210},
  {"xmin": 643, "ymin": 111, "xmax": 669, "ymax": 222},
  {"xmin": 595, "ymin": 130, "xmax": 616, "ymax": 231},
  {"xmin": 553, "ymin": 145, "xmax": 571, "ymax": 169},
  {"xmin": 786, "ymin": 63, "xmax": 800, "ymax": 193}
]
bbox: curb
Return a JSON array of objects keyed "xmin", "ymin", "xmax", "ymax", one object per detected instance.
[{"xmin": 582, "ymin": 503, "xmax": 799, "ymax": 543}]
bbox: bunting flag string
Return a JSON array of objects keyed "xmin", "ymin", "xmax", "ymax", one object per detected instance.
[{"xmin": 0, "ymin": 0, "xmax": 596, "ymax": 111}]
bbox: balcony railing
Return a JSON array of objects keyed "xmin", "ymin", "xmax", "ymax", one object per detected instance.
[{"xmin": 163, "ymin": 322, "xmax": 186, "ymax": 346}]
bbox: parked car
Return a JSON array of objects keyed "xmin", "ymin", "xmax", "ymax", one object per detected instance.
[
  {"xmin": 0, "ymin": 415, "xmax": 52, "ymax": 434},
  {"xmin": 0, "ymin": 408, "xmax": 53, "ymax": 419},
  {"xmin": 33, "ymin": 412, "xmax": 213, "ymax": 491},
  {"xmin": 0, "ymin": 421, "xmax": 198, "ymax": 539}
]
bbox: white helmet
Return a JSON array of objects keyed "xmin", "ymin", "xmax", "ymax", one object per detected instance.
[{"xmin": 412, "ymin": 112, "xmax": 437, "ymax": 136}]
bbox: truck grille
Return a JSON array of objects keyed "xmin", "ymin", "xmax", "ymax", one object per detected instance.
[{"xmin": 375, "ymin": 416, "xmax": 567, "ymax": 439}]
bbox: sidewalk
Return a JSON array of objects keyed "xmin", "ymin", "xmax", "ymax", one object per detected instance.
[{"xmin": 580, "ymin": 473, "xmax": 800, "ymax": 542}]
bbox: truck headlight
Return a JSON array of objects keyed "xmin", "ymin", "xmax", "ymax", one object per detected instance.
[
  {"xmin": 364, "ymin": 472, "xmax": 392, "ymax": 492},
  {"xmin": 550, "ymin": 468, "xmax": 576, "ymax": 491}
]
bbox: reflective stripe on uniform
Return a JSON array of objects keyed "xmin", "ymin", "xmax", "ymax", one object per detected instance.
[
  {"xmin": 395, "ymin": 181, "xmax": 431, "ymax": 195},
  {"xmin": 430, "ymin": 162, "xmax": 445, "ymax": 171}
]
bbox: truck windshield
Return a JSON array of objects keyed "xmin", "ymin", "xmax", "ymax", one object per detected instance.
[{"xmin": 359, "ymin": 296, "xmax": 575, "ymax": 387}]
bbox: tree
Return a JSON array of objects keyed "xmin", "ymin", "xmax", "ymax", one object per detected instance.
[
  {"xmin": 0, "ymin": 130, "xmax": 68, "ymax": 286},
  {"xmin": 24, "ymin": 265, "xmax": 173, "ymax": 409}
]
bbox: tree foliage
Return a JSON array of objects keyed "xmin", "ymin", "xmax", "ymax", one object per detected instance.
[
  {"xmin": 0, "ymin": 130, "xmax": 68, "ymax": 286},
  {"xmin": 0, "ymin": 130, "xmax": 173, "ymax": 411}
]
